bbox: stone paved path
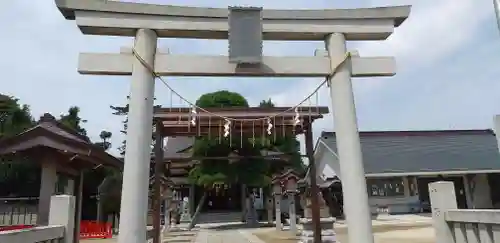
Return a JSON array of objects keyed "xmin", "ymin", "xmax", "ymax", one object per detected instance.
[
  {"xmin": 81, "ymin": 228, "xmax": 200, "ymax": 243},
  {"xmin": 194, "ymin": 229, "xmax": 264, "ymax": 243},
  {"xmin": 80, "ymin": 227, "xmax": 263, "ymax": 243}
]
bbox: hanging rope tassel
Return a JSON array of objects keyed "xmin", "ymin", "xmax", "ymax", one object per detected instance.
[{"xmin": 131, "ymin": 47, "xmax": 351, "ymax": 122}]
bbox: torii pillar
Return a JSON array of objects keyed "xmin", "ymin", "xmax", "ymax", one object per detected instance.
[
  {"xmin": 118, "ymin": 29, "xmax": 158, "ymax": 243},
  {"xmin": 325, "ymin": 33, "xmax": 373, "ymax": 243}
]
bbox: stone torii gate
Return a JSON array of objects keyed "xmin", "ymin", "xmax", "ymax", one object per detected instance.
[{"xmin": 54, "ymin": 1, "xmax": 411, "ymax": 243}]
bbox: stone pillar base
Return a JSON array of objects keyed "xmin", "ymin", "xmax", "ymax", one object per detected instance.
[
  {"xmin": 180, "ymin": 214, "xmax": 191, "ymax": 222},
  {"xmin": 298, "ymin": 217, "xmax": 338, "ymax": 243}
]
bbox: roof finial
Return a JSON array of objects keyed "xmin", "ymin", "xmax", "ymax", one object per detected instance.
[{"xmin": 39, "ymin": 113, "xmax": 56, "ymax": 122}]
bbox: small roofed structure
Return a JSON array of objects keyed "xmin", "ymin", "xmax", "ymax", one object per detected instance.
[
  {"xmin": 0, "ymin": 113, "xmax": 122, "ymax": 169},
  {"xmin": 148, "ymin": 106, "xmax": 329, "ymax": 236},
  {"xmin": 271, "ymin": 169, "xmax": 302, "ymax": 192},
  {"xmin": 299, "ymin": 157, "xmax": 344, "ymax": 218},
  {"xmin": 148, "ymin": 174, "xmax": 174, "ymax": 199},
  {"xmin": 0, "ymin": 113, "xmax": 122, "ymax": 231}
]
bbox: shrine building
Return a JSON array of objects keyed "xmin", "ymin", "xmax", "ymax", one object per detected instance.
[{"xmin": 313, "ymin": 116, "xmax": 500, "ymax": 214}]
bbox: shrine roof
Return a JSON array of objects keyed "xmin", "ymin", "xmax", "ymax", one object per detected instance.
[
  {"xmin": 316, "ymin": 129, "xmax": 500, "ymax": 177},
  {"xmin": 0, "ymin": 113, "xmax": 122, "ymax": 170}
]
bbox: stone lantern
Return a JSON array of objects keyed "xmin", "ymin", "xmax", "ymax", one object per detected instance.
[
  {"xmin": 163, "ymin": 187, "xmax": 174, "ymax": 230},
  {"xmin": 296, "ymin": 177, "xmax": 338, "ymax": 243},
  {"xmin": 281, "ymin": 169, "xmax": 300, "ymax": 235},
  {"xmin": 170, "ymin": 189, "xmax": 183, "ymax": 226},
  {"xmin": 271, "ymin": 174, "xmax": 284, "ymax": 230}
]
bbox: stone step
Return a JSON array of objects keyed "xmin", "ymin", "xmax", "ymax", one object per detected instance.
[{"xmin": 197, "ymin": 212, "xmax": 242, "ymax": 224}]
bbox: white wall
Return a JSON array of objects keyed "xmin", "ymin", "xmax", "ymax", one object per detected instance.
[{"xmin": 368, "ymin": 195, "xmax": 421, "ymax": 214}]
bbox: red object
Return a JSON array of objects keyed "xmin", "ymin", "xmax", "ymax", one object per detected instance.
[
  {"xmin": 0, "ymin": 225, "xmax": 35, "ymax": 231},
  {"xmin": 0, "ymin": 221, "xmax": 112, "ymax": 239},
  {"xmin": 79, "ymin": 220, "xmax": 113, "ymax": 239}
]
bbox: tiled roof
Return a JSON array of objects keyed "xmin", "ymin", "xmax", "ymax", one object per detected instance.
[
  {"xmin": 319, "ymin": 130, "xmax": 500, "ymax": 175},
  {"xmin": 0, "ymin": 113, "xmax": 122, "ymax": 168},
  {"xmin": 164, "ymin": 137, "xmax": 194, "ymax": 155}
]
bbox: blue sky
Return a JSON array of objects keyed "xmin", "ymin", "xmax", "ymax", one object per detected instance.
[{"xmin": 1, "ymin": 0, "xmax": 500, "ymax": 156}]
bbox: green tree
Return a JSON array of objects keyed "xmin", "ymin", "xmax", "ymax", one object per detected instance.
[
  {"xmin": 0, "ymin": 94, "xmax": 35, "ymax": 138},
  {"xmin": 58, "ymin": 107, "xmax": 121, "ymax": 219},
  {"xmin": 258, "ymin": 99, "xmax": 275, "ymax": 108},
  {"xmin": 258, "ymin": 99, "xmax": 304, "ymax": 173},
  {"xmin": 195, "ymin": 90, "xmax": 249, "ymax": 108},
  {"xmin": 0, "ymin": 94, "xmax": 38, "ymax": 197},
  {"xmin": 104, "ymin": 97, "xmax": 160, "ymax": 216},
  {"xmin": 59, "ymin": 106, "xmax": 87, "ymax": 136},
  {"xmin": 94, "ymin": 130, "xmax": 112, "ymax": 150},
  {"xmin": 88, "ymin": 129, "xmax": 122, "ymax": 218},
  {"xmin": 109, "ymin": 103, "xmax": 129, "ymax": 155},
  {"xmin": 188, "ymin": 91, "xmax": 276, "ymax": 228},
  {"xmin": 110, "ymin": 97, "xmax": 160, "ymax": 155}
]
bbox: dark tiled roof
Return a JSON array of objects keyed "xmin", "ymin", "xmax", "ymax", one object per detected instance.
[
  {"xmin": 320, "ymin": 130, "xmax": 500, "ymax": 175},
  {"xmin": 0, "ymin": 113, "xmax": 122, "ymax": 169},
  {"xmin": 164, "ymin": 136, "xmax": 194, "ymax": 156}
]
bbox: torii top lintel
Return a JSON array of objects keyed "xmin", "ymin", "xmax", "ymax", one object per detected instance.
[{"xmin": 55, "ymin": 0, "xmax": 411, "ymax": 41}]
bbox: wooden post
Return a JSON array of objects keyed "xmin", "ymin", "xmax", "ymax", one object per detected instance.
[
  {"xmin": 429, "ymin": 181, "xmax": 457, "ymax": 243},
  {"xmin": 304, "ymin": 124, "xmax": 322, "ymax": 243},
  {"xmin": 153, "ymin": 120, "xmax": 164, "ymax": 243}
]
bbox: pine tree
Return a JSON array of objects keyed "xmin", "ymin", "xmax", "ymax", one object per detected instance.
[
  {"xmin": 109, "ymin": 103, "xmax": 129, "ymax": 155},
  {"xmin": 110, "ymin": 97, "xmax": 160, "ymax": 155}
]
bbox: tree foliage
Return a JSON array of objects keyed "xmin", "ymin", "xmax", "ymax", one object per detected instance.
[
  {"xmin": 57, "ymin": 107, "xmax": 121, "ymax": 218},
  {"xmin": 59, "ymin": 106, "xmax": 87, "ymax": 136},
  {"xmin": 94, "ymin": 130, "xmax": 112, "ymax": 150},
  {"xmin": 109, "ymin": 103, "xmax": 129, "ymax": 155},
  {"xmin": 110, "ymin": 97, "xmax": 160, "ymax": 155},
  {"xmin": 259, "ymin": 99, "xmax": 275, "ymax": 108},
  {"xmin": 195, "ymin": 90, "xmax": 249, "ymax": 108},
  {"xmin": 0, "ymin": 94, "xmax": 35, "ymax": 138},
  {"xmin": 0, "ymin": 95, "xmax": 38, "ymax": 197},
  {"xmin": 188, "ymin": 90, "xmax": 303, "ymax": 189}
]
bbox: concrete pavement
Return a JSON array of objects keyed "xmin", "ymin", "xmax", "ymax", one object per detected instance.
[
  {"xmin": 194, "ymin": 229, "xmax": 264, "ymax": 243},
  {"xmin": 82, "ymin": 214, "xmax": 435, "ymax": 243}
]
